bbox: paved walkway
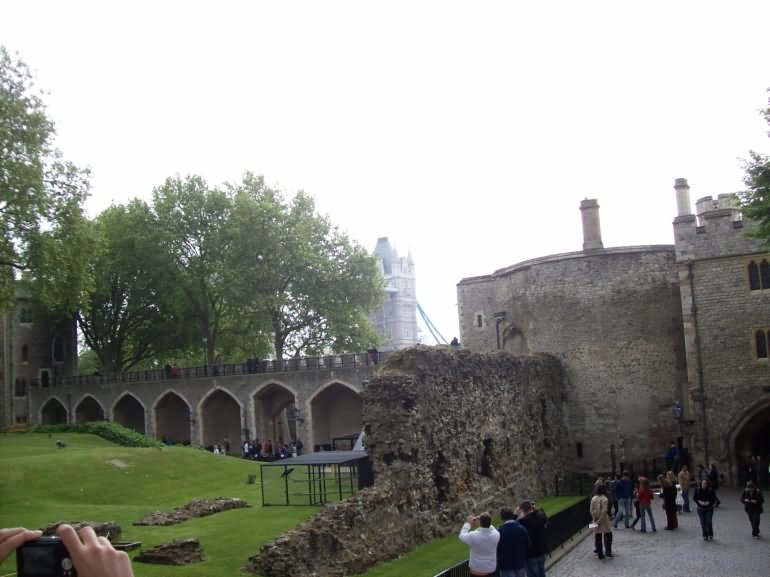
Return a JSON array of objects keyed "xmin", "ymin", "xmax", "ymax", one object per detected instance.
[{"xmin": 548, "ymin": 490, "xmax": 770, "ymax": 577}]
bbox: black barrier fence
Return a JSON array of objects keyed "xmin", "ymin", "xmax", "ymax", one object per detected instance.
[{"xmin": 432, "ymin": 497, "xmax": 591, "ymax": 577}]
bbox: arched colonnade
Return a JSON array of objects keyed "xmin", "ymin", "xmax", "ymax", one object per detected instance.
[{"xmin": 37, "ymin": 380, "xmax": 364, "ymax": 454}]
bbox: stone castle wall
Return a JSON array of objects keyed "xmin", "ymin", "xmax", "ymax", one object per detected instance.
[
  {"xmin": 457, "ymin": 247, "xmax": 687, "ymax": 474},
  {"xmin": 247, "ymin": 347, "xmax": 566, "ymax": 577},
  {"xmin": 674, "ymin": 207, "xmax": 770, "ymax": 480}
]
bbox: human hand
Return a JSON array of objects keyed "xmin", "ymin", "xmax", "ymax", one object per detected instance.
[
  {"xmin": 56, "ymin": 524, "xmax": 134, "ymax": 577},
  {"xmin": 0, "ymin": 527, "xmax": 42, "ymax": 563},
  {"xmin": 466, "ymin": 514, "xmax": 476, "ymax": 525}
]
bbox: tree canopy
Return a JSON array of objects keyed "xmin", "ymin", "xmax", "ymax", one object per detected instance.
[
  {"xmin": 62, "ymin": 173, "xmax": 385, "ymax": 371},
  {"xmin": 738, "ymin": 89, "xmax": 770, "ymax": 238},
  {"xmin": 0, "ymin": 46, "xmax": 90, "ymax": 311}
]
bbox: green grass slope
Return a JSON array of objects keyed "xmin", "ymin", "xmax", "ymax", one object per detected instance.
[{"xmin": 0, "ymin": 433, "xmax": 315, "ymax": 576}]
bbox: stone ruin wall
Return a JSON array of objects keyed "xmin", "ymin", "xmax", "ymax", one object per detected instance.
[{"xmin": 247, "ymin": 347, "xmax": 566, "ymax": 577}]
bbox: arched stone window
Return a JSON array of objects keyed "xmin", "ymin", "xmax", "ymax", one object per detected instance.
[
  {"xmin": 749, "ymin": 261, "xmax": 760, "ymax": 290},
  {"xmin": 21, "ymin": 344, "xmax": 29, "ymax": 363},
  {"xmin": 14, "ymin": 379, "xmax": 26, "ymax": 397},
  {"xmin": 761, "ymin": 260, "xmax": 770, "ymax": 289},
  {"xmin": 755, "ymin": 330, "xmax": 768, "ymax": 359}
]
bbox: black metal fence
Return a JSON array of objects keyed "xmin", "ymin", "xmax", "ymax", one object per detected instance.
[{"xmin": 433, "ymin": 497, "xmax": 590, "ymax": 577}]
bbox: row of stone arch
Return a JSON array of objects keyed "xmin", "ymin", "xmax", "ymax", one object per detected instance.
[{"xmin": 39, "ymin": 382, "xmax": 361, "ymax": 451}]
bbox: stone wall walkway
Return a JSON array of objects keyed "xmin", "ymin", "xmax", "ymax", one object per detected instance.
[{"xmin": 548, "ymin": 490, "xmax": 769, "ymax": 577}]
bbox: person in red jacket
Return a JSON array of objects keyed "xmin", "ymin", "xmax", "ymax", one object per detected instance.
[{"xmin": 636, "ymin": 477, "xmax": 657, "ymax": 532}]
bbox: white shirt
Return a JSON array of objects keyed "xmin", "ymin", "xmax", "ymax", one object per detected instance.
[{"xmin": 459, "ymin": 523, "xmax": 500, "ymax": 574}]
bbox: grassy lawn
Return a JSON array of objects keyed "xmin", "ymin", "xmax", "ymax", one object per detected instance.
[
  {"xmin": 354, "ymin": 496, "xmax": 584, "ymax": 577},
  {"xmin": 0, "ymin": 433, "xmax": 582, "ymax": 577},
  {"xmin": 0, "ymin": 433, "xmax": 316, "ymax": 576}
]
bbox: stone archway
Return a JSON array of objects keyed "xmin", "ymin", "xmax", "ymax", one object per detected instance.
[
  {"xmin": 729, "ymin": 399, "xmax": 770, "ymax": 486},
  {"xmin": 154, "ymin": 391, "xmax": 192, "ymax": 445},
  {"xmin": 113, "ymin": 393, "xmax": 146, "ymax": 434},
  {"xmin": 41, "ymin": 397, "xmax": 67, "ymax": 425},
  {"xmin": 199, "ymin": 388, "xmax": 242, "ymax": 452},
  {"xmin": 75, "ymin": 395, "xmax": 105, "ymax": 423},
  {"xmin": 310, "ymin": 382, "xmax": 362, "ymax": 452},
  {"xmin": 253, "ymin": 383, "xmax": 297, "ymax": 448}
]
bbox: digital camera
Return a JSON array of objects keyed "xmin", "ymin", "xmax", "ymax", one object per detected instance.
[{"xmin": 16, "ymin": 536, "xmax": 77, "ymax": 577}]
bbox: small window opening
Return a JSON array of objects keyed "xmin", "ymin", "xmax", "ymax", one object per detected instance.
[
  {"xmin": 476, "ymin": 314, "xmax": 483, "ymax": 328},
  {"xmin": 756, "ymin": 330, "xmax": 768, "ymax": 359},
  {"xmin": 576, "ymin": 442, "xmax": 584, "ymax": 459}
]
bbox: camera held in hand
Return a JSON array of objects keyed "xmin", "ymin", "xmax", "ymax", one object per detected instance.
[{"xmin": 17, "ymin": 536, "xmax": 76, "ymax": 577}]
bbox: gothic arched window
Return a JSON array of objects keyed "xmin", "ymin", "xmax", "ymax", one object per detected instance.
[
  {"xmin": 749, "ymin": 261, "xmax": 761, "ymax": 290},
  {"xmin": 756, "ymin": 330, "xmax": 768, "ymax": 359}
]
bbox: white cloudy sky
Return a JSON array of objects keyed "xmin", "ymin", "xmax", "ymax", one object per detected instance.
[{"xmin": 2, "ymin": 1, "xmax": 769, "ymax": 342}]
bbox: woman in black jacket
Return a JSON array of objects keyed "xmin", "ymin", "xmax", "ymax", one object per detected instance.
[
  {"xmin": 661, "ymin": 477, "xmax": 678, "ymax": 530},
  {"xmin": 740, "ymin": 480, "xmax": 765, "ymax": 538},
  {"xmin": 694, "ymin": 479, "xmax": 717, "ymax": 540}
]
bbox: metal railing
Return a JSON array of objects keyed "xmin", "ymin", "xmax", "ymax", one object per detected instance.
[
  {"xmin": 433, "ymin": 497, "xmax": 590, "ymax": 577},
  {"xmin": 43, "ymin": 351, "xmax": 391, "ymax": 388}
]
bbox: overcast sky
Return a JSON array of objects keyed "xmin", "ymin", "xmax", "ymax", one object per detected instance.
[{"xmin": 3, "ymin": 1, "xmax": 769, "ymax": 342}]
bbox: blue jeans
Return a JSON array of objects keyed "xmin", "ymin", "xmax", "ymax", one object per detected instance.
[
  {"xmin": 640, "ymin": 505, "xmax": 656, "ymax": 531},
  {"xmin": 697, "ymin": 507, "xmax": 714, "ymax": 537},
  {"xmin": 614, "ymin": 497, "xmax": 631, "ymax": 527},
  {"xmin": 681, "ymin": 487, "xmax": 690, "ymax": 512},
  {"xmin": 501, "ymin": 569, "xmax": 527, "ymax": 577},
  {"xmin": 526, "ymin": 556, "xmax": 545, "ymax": 577}
]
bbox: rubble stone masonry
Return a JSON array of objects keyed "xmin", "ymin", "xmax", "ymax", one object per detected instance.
[{"xmin": 246, "ymin": 347, "xmax": 566, "ymax": 577}]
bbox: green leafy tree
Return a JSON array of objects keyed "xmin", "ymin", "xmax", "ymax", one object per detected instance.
[
  {"xmin": 152, "ymin": 176, "xmax": 238, "ymax": 365},
  {"xmin": 0, "ymin": 46, "xmax": 90, "ymax": 310},
  {"xmin": 75, "ymin": 201, "xmax": 195, "ymax": 373},
  {"xmin": 739, "ymin": 89, "xmax": 770, "ymax": 237},
  {"xmin": 228, "ymin": 173, "xmax": 384, "ymax": 359}
]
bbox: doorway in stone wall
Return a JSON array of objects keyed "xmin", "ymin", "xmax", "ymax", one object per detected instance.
[{"xmin": 730, "ymin": 399, "xmax": 770, "ymax": 488}]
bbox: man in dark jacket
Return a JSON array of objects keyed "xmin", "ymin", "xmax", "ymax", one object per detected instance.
[
  {"xmin": 613, "ymin": 470, "xmax": 634, "ymax": 528},
  {"xmin": 517, "ymin": 501, "xmax": 547, "ymax": 577},
  {"xmin": 497, "ymin": 507, "xmax": 529, "ymax": 577}
]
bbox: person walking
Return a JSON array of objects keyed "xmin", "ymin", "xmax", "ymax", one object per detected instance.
[
  {"xmin": 459, "ymin": 512, "xmax": 500, "ymax": 577},
  {"xmin": 612, "ymin": 470, "xmax": 633, "ymax": 528},
  {"xmin": 517, "ymin": 500, "xmax": 547, "ymax": 577},
  {"xmin": 694, "ymin": 479, "xmax": 717, "ymax": 540},
  {"xmin": 740, "ymin": 480, "xmax": 764, "ymax": 538},
  {"xmin": 661, "ymin": 476, "xmax": 678, "ymax": 530},
  {"xmin": 678, "ymin": 465, "xmax": 692, "ymax": 513},
  {"xmin": 497, "ymin": 507, "xmax": 530, "ymax": 577},
  {"xmin": 590, "ymin": 485, "xmax": 613, "ymax": 559},
  {"xmin": 637, "ymin": 477, "xmax": 657, "ymax": 532}
]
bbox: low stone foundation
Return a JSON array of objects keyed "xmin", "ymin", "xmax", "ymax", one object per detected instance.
[
  {"xmin": 133, "ymin": 497, "xmax": 250, "ymax": 526},
  {"xmin": 247, "ymin": 347, "xmax": 566, "ymax": 577},
  {"xmin": 134, "ymin": 538, "xmax": 205, "ymax": 565}
]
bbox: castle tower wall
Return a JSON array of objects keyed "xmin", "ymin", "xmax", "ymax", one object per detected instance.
[
  {"xmin": 673, "ymin": 180, "xmax": 770, "ymax": 482},
  {"xmin": 458, "ymin": 245, "xmax": 686, "ymax": 474}
]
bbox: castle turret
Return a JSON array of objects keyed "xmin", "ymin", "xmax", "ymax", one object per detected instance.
[{"xmin": 580, "ymin": 198, "xmax": 603, "ymax": 250}]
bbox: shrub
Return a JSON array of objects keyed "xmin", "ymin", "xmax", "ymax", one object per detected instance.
[{"xmin": 32, "ymin": 421, "xmax": 164, "ymax": 448}]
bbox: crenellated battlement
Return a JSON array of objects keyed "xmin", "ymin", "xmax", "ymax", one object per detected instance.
[{"xmin": 672, "ymin": 179, "xmax": 763, "ymax": 262}]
